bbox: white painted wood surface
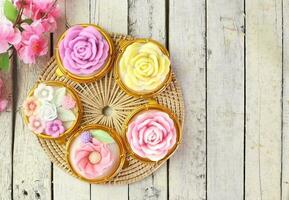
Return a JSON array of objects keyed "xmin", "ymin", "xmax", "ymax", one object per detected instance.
[
  {"xmin": 0, "ymin": 1, "xmax": 13, "ymax": 199},
  {"xmin": 168, "ymin": 0, "xmax": 206, "ymax": 199},
  {"xmin": 207, "ymin": 0, "xmax": 244, "ymax": 199},
  {"xmin": 282, "ymin": 1, "xmax": 289, "ymax": 200},
  {"xmin": 13, "ymin": 42, "xmax": 52, "ymax": 199},
  {"xmin": 0, "ymin": 0, "xmax": 287, "ymax": 199},
  {"xmin": 245, "ymin": 0, "xmax": 283, "ymax": 200}
]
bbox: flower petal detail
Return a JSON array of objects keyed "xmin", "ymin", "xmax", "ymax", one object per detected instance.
[
  {"xmin": 59, "ymin": 26, "xmax": 110, "ymax": 76},
  {"xmin": 126, "ymin": 110, "xmax": 177, "ymax": 161},
  {"xmin": 119, "ymin": 42, "xmax": 170, "ymax": 93}
]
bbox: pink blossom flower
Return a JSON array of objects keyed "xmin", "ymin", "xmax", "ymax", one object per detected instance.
[
  {"xmin": 28, "ymin": 115, "xmax": 45, "ymax": 134},
  {"xmin": 32, "ymin": 0, "xmax": 60, "ymax": 33},
  {"xmin": 15, "ymin": 0, "xmax": 59, "ymax": 32},
  {"xmin": 15, "ymin": 23, "xmax": 48, "ymax": 64},
  {"xmin": 0, "ymin": 22, "xmax": 21, "ymax": 53},
  {"xmin": 127, "ymin": 110, "xmax": 177, "ymax": 161},
  {"xmin": 15, "ymin": 0, "xmax": 60, "ymax": 22},
  {"xmin": 45, "ymin": 119, "xmax": 65, "ymax": 138},
  {"xmin": 75, "ymin": 138, "xmax": 114, "ymax": 179},
  {"xmin": 23, "ymin": 96, "xmax": 39, "ymax": 116},
  {"xmin": 62, "ymin": 95, "xmax": 76, "ymax": 109},
  {"xmin": 31, "ymin": 0, "xmax": 60, "ymax": 20},
  {"xmin": 14, "ymin": 0, "xmax": 32, "ymax": 12},
  {"xmin": 39, "ymin": 17, "xmax": 57, "ymax": 32},
  {"xmin": 0, "ymin": 99, "xmax": 8, "ymax": 112},
  {"xmin": 0, "ymin": 78, "xmax": 8, "ymax": 112}
]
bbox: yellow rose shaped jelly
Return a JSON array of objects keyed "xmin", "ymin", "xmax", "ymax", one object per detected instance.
[{"xmin": 117, "ymin": 40, "xmax": 171, "ymax": 96}]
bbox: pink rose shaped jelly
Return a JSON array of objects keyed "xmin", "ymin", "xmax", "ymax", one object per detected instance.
[
  {"xmin": 59, "ymin": 25, "xmax": 110, "ymax": 76},
  {"xmin": 127, "ymin": 110, "xmax": 177, "ymax": 161}
]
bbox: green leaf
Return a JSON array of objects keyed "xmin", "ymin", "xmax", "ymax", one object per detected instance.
[
  {"xmin": 91, "ymin": 130, "xmax": 114, "ymax": 143},
  {"xmin": 57, "ymin": 107, "xmax": 76, "ymax": 122},
  {"xmin": 53, "ymin": 88, "xmax": 66, "ymax": 106},
  {"xmin": 21, "ymin": 18, "xmax": 33, "ymax": 25},
  {"xmin": 4, "ymin": 0, "xmax": 19, "ymax": 23},
  {"xmin": 0, "ymin": 52, "xmax": 9, "ymax": 71}
]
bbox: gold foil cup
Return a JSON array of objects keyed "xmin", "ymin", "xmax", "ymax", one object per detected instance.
[
  {"xmin": 122, "ymin": 102, "xmax": 182, "ymax": 163},
  {"xmin": 55, "ymin": 24, "xmax": 114, "ymax": 83},
  {"xmin": 23, "ymin": 81, "xmax": 83, "ymax": 141},
  {"xmin": 114, "ymin": 38, "xmax": 172, "ymax": 98},
  {"xmin": 66, "ymin": 124, "xmax": 126, "ymax": 184}
]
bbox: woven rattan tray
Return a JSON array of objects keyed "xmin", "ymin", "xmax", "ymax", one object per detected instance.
[{"xmin": 36, "ymin": 34, "xmax": 185, "ymax": 184}]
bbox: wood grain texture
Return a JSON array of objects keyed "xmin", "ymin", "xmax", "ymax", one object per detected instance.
[
  {"xmin": 52, "ymin": 1, "xmax": 91, "ymax": 200},
  {"xmin": 53, "ymin": 168, "xmax": 90, "ymax": 200},
  {"xmin": 0, "ymin": 1, "xmax": 13, "ymax": 199},
  {"xmin": 0, "ymin": 0, "xmax": 287, "ymax": 199},
  {"xmin": 90, "ymin": 0, "xmax": 128, "ymax": 34},
  {"xmin": 245, "ymin": 0, "xmax": 282, "ymax": 199},
  {"xmin": 13, "ymin": 55, "xmax": 52, "ymax": 200},
  {"xmin": 0, "ymin": 69, "xmax": 13, "ymax": 200},
  {"xmin": 207, "ymin": 0, "xmax": 244, "ymax": 199},
  {"xmin": 168, "ymin": 0, "xmax": 206, "ymax": 199},
  {"xmin": 282, "ymin": 1, "xmax": 289, "ymax": 199},
  {"xmin": 128, "ymin": 0, "xmax": 167, "ymax": 199},
  {"xmin": 90, "ymin": 0, "xmax": 128, "ymax": 199}
]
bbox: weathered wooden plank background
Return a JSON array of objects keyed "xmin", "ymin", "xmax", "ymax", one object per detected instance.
[{"xmin": 0, "ymin": 0, "xmax": 287, "ymax": 199}]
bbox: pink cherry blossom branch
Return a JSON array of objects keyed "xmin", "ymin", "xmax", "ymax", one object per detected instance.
[
  {"xmin": 0, "ymin": 0, "xmax": 61, "ymax": 112},
  {"xmin": 13, "ymin": 7, "xmax": 23, "ymax": 27},
  {"xmin": 41, "ymin": 0, "xmax": 58, "ymax": 20}
]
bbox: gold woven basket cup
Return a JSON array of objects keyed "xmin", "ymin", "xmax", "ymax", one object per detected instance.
[
  {"xmin": 55, "ymin": 24, "xmax": 114, "ymax": 83},
  {"xmin": 114, "ymin": 38, "xmax": 172, "ymax": 98},
  {"xmin": 66, "ymin": 124, "xmax": 126, "ymax": 184},
  {"xmin": 23, "ymin": 81, "xmax": 83, "ymax": 141},
  {"xmin": 123, "ymin": 103, "xmax": 182, "ymax": 164}
]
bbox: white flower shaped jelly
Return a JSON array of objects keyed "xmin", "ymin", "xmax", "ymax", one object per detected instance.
[
  {"xmin": 38, "ymin": 101, "xmax": 58, "ymax": 122},
  {"xmin": 23, "ymin": 81, "xmax": 82, "ymax": 139},
  {"xmin": 34, "ymin": 83, "xmax": 54, "ymax": 101}
]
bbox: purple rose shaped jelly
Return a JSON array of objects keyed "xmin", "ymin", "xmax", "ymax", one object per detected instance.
[{"xmin": 59, "ymin": 25, "xmax": 110, "ymax": 76}]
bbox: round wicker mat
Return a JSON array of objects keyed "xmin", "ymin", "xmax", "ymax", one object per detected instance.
[{"xmin": 37, "ymin": 34, "xmax": 185, "ymax": 184}]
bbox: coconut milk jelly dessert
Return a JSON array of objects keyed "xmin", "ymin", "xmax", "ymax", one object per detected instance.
[
  {"xmin": 67, "ymin": 125, "xmax": 125, "ymax": 183},
  {"xmin": 56, "ymin": 24, "xmax": 114, "ymax": 82},
  {"xmin": 23, "ymin": 81, "xmax": 82, "ymax": 140},
  {"xmin": 115, "ymin": 39, "xmax": 172, "ymax": 97},
  {"xmin": 125, "ymin": 104, "xmax": 181, "ymax": 162}
]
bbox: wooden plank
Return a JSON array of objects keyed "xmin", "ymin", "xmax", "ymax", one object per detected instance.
[
  {"xmin": 127, "ymin": 0, "xmax": 167, "ymax": 200},
  {"xmin": 245, "ymin": 0, "xmax": 283, "ymax": 199},
  {"xmin": 282, "ymin": 1, "xmax": 289, "ymax": 199},
  {"xmin": 53, "ymin": 168, "xmax": 90, "ymax": 200},
  {"xmin": 90, "ymin": 0, "xmax": 128, "ymax": 199},
  {"xmin": 0, "ymin": 70, "xmax": 13, "ymax": 200},
  {"xmin": 206, "ymin": 0, "xmax": 244, "ymax": 199},
  {"xmin": 0, "ymin": 1, "xmax": 13, "ymax": 199},
  {"xmin": 168, "ymin": 0, "xmax": 207, "ymax": 199},
  {"xmin": 13, "ymin": 44, "xmax": 52, "ymax": 199},
  {"xmin": 52, "ymin": 1, "xmax": 91, "ymax": 200},
  {"xmin": 91, "ymin": 0, "xmax": 128, "ymax": 34}
]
